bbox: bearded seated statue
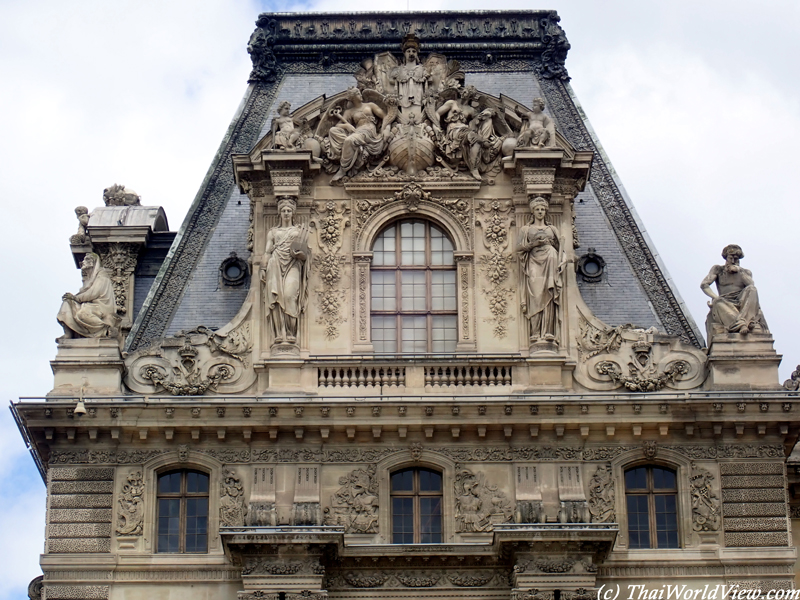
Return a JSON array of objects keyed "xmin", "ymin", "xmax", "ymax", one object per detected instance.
[
  {"xmin": 700, "ymin": 244, "xmax": 768, "ymax": 337},
  {"xmin": 57, "ymin": 252, "xmax": 120, "ymax": 340}
]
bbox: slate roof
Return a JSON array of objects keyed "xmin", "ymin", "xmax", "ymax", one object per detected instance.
[{"xmin": 126, "ymin": 10, "xmax": 703, "ymax": 352}]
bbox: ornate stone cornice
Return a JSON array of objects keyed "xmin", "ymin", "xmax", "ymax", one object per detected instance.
[{"xmin": 248, "ymin": 10, "xmax": 570, "ymax": 82}]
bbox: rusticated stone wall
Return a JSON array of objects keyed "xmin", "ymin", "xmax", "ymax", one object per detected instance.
[{"xmin": 721, "ymin": 462, "xmax": 789, "ymax": 547}]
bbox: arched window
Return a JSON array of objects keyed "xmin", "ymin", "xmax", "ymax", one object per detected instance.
[
  {"xmin": 156, "ymin": 469, "xmax": 209, "ymax": 553},
  {"xmin": 391, "ymin": 467, "xmax": 443, "ymax": 543},
  {"xmin": 625, "ymin": 465, "xmax": 679, "ymax": 549},
  {"xmin": 371, "ymin": 219, "xmax": 457, "ymax": 353}
]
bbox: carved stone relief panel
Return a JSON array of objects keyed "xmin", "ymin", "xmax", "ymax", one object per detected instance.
[
  {"xmin": 588, "ymin": 464, "xmax": 615, "ymax": 524},
  {"xmin": 323, "ymin": 464, "xmax": 379, "ymax": 533},
  {"xmin": 454, "ymin": 468, "xmax": 514, "ymax": 532},
  {"xmin": 95, "ymin": 242, "xmax": 139, "ymax": 329},
  {"xmin": 515, "ymin": 464, "xmax": 543, "ymax": 523},
  {"xmin": 248, "ymin": 466, "xmax": 276, "ymax": 526},
  {"xmin": 219, "ymin": 468, "xmax": 247, "ymax": 527},
  {"xmin": 690, "ymin": 463, "xmax": 721, "ymax": 533},
  {"xmin": 115, "ymin": 471, "xmax": 144, "ymax": 536},
  {"xmin": 293, "ymin": 465, "xmax": 321, "ymax": 525}
]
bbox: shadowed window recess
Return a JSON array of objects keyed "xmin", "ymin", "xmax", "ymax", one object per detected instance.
[
  {"xmin": 625, "ymin": 466, "xmax": 679, "ymax": 549},
  {"xmin": 156, "ymin": 469, "xmax": 210, "ymax": 553},
  {"xmin": 391, "ymin": 467, "xmax": 443, "ymax": 544},
  {"xmin": 371, "ymin": 219, "xmax": 457, "ymax": 353}
]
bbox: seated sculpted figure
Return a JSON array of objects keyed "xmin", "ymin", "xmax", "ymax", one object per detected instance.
[
  {"xmin": 57, "ymin": 252, "xmax": 119, "ymax": 339},
  {"xmin": 701, "ymin": 244, "xmax": 768, "ymax": 336},
  {"xmin": 515, "ymin": 97, "xmax": 555, "ymax": 149},
  {"xmin": 327, "ymin": 88, "xmax": 388, "ymax": 182}
]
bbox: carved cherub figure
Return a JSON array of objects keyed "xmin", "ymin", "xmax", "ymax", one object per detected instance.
[
  {"xmin": 271, "ymin": 101, "xmax": 301, "ymax": 151},
  {"xmin": 516, "ymin": 97, "xmax": 556, "ymax": 149},
  {"xmin": 69, "ymin": 206, "xmax": 90, "ymax": 244}
]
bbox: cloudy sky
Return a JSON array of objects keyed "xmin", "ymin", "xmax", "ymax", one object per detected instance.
[{"xmin": 0, "ymin": 0, "xmax": 798, "ymax": 597}]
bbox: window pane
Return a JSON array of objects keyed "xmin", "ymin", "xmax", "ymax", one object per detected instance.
[
  {"xmin": 372, "ymin": 225, "xmax": 396, "ymax": 266},
  {"xmin": 158, "ymin": 472, "xmax": 181, "ymax": 494},
  {"xmin": 186, "ymin": 471, "xmax": 209, "ymax": 494},
  {"xmin": 400, "ymin": 220, "xmax": 425, "ymax": 265},
  {"xmin": 653, "ymin": 468, "xmax": 676, "ymax": 490},
  {"xmin": 372, "ymin": 316, "xmax": 397, "ymax": 353},
  {"xmin": 185, "ymin": 498, "xmax": 209, "ymax": 553},
  {"xmin": 392, "ymin": 497, "xmax": 414, "ymax": 544},
  {"xmin": 625, "ymin": 467, "xmax": 647, "ymax": 490},
  {"xmin": 157, "ymin": 498, "xmax": 181, "ymax": 553},
  {"xmin": 401, "ymin": 271, "xmax": 427, "ymax": 311},
  {"xmin": 626, "ymin": 494, "xmax": 650, "ymax": 549},
  {"xmin": 654, "ymin": 494, "xmax": 679, "ymax": 548},
  {"xmin": 371, "ymin": 271, "xmax": 397, "ymax": 311},
  {"xmin": 419, "ymin": 469, "xmax": 442, "ymax": 492},
  {"xmin": 419, "ymin": 497, "xmax": 442, "ymax": 543},
  {"xmin": 401, "ymin": 316, "xmax": 427, "ymax": 353},
  {"xmin": 391, "ymin": 470, "xmax": 414, "ymax": 492},
  {"xmin": 431, "ymin": 316, "xmax": 458, "ymax": 353},
  {"xmin": 431, "ymin": 271, "xmax": 457, "ymax": 311},
  {"xmin": 430, "ymin": 225, "xmax": 454, "ymax": 265}
]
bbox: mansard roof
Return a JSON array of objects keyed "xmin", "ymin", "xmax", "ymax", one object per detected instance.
[{"xmin": 126, "ymin": 10, "xmax": 703, "ymax": 352}]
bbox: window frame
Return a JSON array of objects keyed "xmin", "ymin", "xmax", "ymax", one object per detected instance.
[
  {"xmin": 370, "ymin": 219, "xmax": 458, "ymax": 354},
  {"xmin": 390, "ymin": 467, "xmax": 444, "ymax": 544},
  {"xmin": 156, "ymin": 468, "xmax": 211, "ymax": 554},
  {"xmin": 624, "ymin": 465, "xmax": 680, "ymax": 550}
]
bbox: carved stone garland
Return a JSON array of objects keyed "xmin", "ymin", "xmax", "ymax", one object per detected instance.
[
  {"xmin": 323, "ymin": 464, "xmax": 379, "ymax": 533},
  {"xmin": 690, "ymin": 463, "xmax": 720, "ymax": 532},
  {"xmin": 588, "ymin": 464, "xmax": 615, "ymax": 523},
  {"xmin": 219, "ymin": 468, "xmax": 248, "ymax": 527},
  {"xmin": 115, "ymin": 471, "xmax": 144, "ymax": 536},
  {"xmin": 454, "ymin": 468, "xmax": 514, "ymax": 532},
  {"xmin": 476, "ymin": 199, "xmax": 515, "ymax": 338},
  {"xmin": 311, "ymin": 201, "xmax": 350, "ymax": 339},
  {"xmin": 596, "ymin": 338, "xmax": 689, "ymax": 393}
]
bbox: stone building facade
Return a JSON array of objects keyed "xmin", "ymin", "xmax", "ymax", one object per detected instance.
[{"xmin": 14, "ymin": 10, "xmax": 800, "ymax": 600}]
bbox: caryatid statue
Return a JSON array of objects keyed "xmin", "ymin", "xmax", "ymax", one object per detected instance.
[
  {"xmin": 57, "ymin": 252, "xmax": 120, "ymax": 340},
  {"xmin": 701, "ymin": 244, "xmax": 768, "ymax": 336},
  {"xmin": 517, "ymin": 196, "xmax": 563, "ymax": 346},
  {"xmin": 262, "ymin": 196, "xmax": 309, "ymax": 345}
]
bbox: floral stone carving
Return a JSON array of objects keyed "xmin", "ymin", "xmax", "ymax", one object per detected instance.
[
  {"xmin": 96, "ymin": 242, "xmax": 139, "ymax": 318},
  {"xmin": 323, "ymin": 465, "xmax": 379, "ymax": 533},
  {"xmin": 690, "ymin": 463, "xmax": 720, "ymax": 532},
  {"xmin": 311, "ymin": 200, "xmax": 350, "ymax": 339},
  {"xmin": 454, "ymin": 469, "xmax": 513, "ymax": 532},
  {"xmin": 477, "ymin": 199, "xmax": 515, "ymax": 338},
  {"xmin": 588, "ymin": 464, "xmax": 615, "ymax": 523},
  {"xmin": 116, "ymin": 471, "xmax": 144, "ymax": 536},
  {"xmin": 219, "ymin": 468, "xmax": 247, "ymax": 527}
]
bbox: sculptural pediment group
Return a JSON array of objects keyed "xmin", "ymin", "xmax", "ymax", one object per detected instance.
[{"xmin": 260, "ymin": 34, "xmax": 561, "ymax": 185}]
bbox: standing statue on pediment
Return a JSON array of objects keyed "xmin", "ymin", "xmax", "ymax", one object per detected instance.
[
  {"xmin": 518, "ymin": 197, "xmax": 562, "ymax": 347},
  {"xmin": 262, "ymin": 196, "xmax": 309, "ymax": 345},
  {"xmin": 701, "ymin": 244, "xmax": 768, "ymax": 337},
  {"xmin": 389, "ymin": 34, "xmax": 430, "ymax": 121},
  {"xmin": 57, "ymin": 252, "xmax": 120, "ymax": 340},
  {"xmin": 516, "ymin": 97, "xmax": 556, "ymax": 149}
]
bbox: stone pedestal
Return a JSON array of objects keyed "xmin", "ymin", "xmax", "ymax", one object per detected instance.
[
  {"xmin": 49, "ymin": 338, "xmax": 123, "ymax": 396},
  {"xmin": 526, "ymin": 355, "xmax": 574, "ymax": 388},
  {"xmin": 706, "ymin": 333, "xmax": 782, "ymax": 390}
]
